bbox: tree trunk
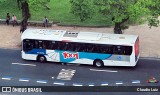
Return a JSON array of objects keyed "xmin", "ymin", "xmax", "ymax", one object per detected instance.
[
  {"xmin": 113, "ymin": 17, "xmax": 129, "ymax": 34},
  {"xmin": 114, "ymin": 23, "xmax": 122, "ymax": 34},
  {"xmin": 20, "ymin": 1, "xmax": 30, "ymax": 33}
]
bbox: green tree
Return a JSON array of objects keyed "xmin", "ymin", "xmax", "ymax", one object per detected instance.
[
  {"xmin": 70, "ymin": 0, "xmax": 94, "ymax": 22},
  {"xmin": 147, "ymin": 0, "xmax": 160, "ymax": 28},
  {"xmin": 94, "ymin": 0, "xmax": 160, "ymax": 34},
  {"xmin": 17, "ymin": 0, "xmax": 50, "ymax": 33},
  {"xmin": 0, "ymin": 0, "xmax": 6, "ymax": 3}
]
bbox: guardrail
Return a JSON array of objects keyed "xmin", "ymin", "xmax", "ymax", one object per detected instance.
[
  {"xmin": 27, "ymin": 20, "xmax": 52, "ymax": 27},
  {"xmin": 0, "ymin": 19, "xmax": 54, "ymax": 27},
  {"xmin": 0, "ymin": 19, "xmax": 8, "ymax": 24}
]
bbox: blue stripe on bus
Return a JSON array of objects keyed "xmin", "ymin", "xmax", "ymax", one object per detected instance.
[{"xmin": 25, "ymin": 49, "xmax": 46, "ymax": 55}]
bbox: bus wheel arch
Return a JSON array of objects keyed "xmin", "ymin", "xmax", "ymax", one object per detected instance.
[
  {"xmin": 93, "ymin": 59, "xmax": 104, "ymax": 67},
  {"xmin": 37, "ymin": 55, "xmax": 46, "ymax": 63}
]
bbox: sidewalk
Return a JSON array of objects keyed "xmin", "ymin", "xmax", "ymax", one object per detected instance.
[{"xmin": 0, "ymin": 24, "xmax": 160, "ymax": 58}]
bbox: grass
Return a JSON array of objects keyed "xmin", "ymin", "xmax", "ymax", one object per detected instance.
[
  {"xmin": 0, "ymin": 0, "xmax": 113, "ymax": 27},
  {"xmin": 0, "ymin": 0, "xmax": 21, "ymax": 19}
]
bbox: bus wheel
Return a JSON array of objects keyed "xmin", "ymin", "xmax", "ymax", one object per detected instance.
[
  {"xmin": 93, "ymin": 59, "xmax": 104, "ymax": 67},
  {"xmin": 37, "ymin": 55, "xmax": 46, "ymax": 63}
]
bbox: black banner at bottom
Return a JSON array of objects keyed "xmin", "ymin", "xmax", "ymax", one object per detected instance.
[{"xmin": 0, "ymin": 86, "xmax": 159, "ymax": 92}]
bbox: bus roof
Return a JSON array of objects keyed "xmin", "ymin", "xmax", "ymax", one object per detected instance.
[{"xmin": 21, "ymin": 29, "xmax": 138, "ymax": 45}]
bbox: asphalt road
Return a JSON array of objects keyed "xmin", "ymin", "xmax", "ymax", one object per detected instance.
[{"xmin": 0, "ymin": 48, "xmax": 160, "ymax": 95}]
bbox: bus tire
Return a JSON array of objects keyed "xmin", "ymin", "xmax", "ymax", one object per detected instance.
[
  {"xmin": 37, "ymin": 55, "xmax": 46, "ymax": 63},
  {"xmin": 93, "ymin": 59, "xmax": 104, "ymax": 67}
]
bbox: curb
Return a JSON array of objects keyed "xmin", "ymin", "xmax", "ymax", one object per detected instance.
[
  {"xmin": 140, "ymin": 57, "xmax": 160, "ymax": 60},
  {"xmin": 0, "ymin": 47, "xmax": 21, "ymax": 50},
  {"xmin": 57, "ymin": 23, "xmax": 112, "ymax": 28}
]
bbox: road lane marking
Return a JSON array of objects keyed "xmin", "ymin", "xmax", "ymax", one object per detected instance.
[
  {"xmin": 73, "ymin": 83, "xmax": 83, "ymax": 86},
  {"xmin": 90, "ymin": 69, "xmax": 118, "ymax": 72},
  {"xmin": 12, "ymin": 63, "xmax": 36, "ymax": 66},
  {"xmin": 116, "ymin": 81, "xmax": 123, "ymax": 85},
  {"xmin": 66, "ymin": 63, "xmax": 80, "ymax": 66},
  {"xmin": 101, "ymin": 82, "xmax": 109, "ymax": 86},
  {"xmin": 53, "ymin": 82, "xmax": 65, "ymax": 85},
  {"xmin": 57, "ymin": 69, "xmax": 76, "ymax": 80},
  {"xmin": 19, "ymin": 78, "xmax": 30, "ymax": 82},
  {"xmin": 2, "ymin": 76, "xmax": 12, "ymax": 80},
  {"xmin": 36, "ymin": 80, "xmax": 47, "ymax": 84},
  {"xmin": 132, "ymin": 80, "xmax": 140, "ymax": 84},
  {"xmin": 88, "ymin": 83, "xmax": 94, "ymax": 86}
]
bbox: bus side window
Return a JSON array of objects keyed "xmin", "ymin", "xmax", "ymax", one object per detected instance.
[
  {"xmin": 81, "ymin": 44, "xmax": 87, "ymax": 52},
  {"xmin": 92, "ymin": 44, "xmax": 100, "ymax": 53},
  {"xmin": 113, "ymin": 45, "xmax": 125, "ymax": 55},
  {"xmin": 23, "ymin": 39, "xmax": 34, "ymax": 52},
  {"xmin": 84, "ymin": 44, "xmax": 88, "ymax": 52},
  {"xmin": 43, "ymin": 40, "xmax": 51, "ymax": 49},
  {"xmin": 38, "ymin": 41, "xmax": 43, "ymax": 49},
  {"xmin": 34, "ymin": 40, "xmax": 39, "ymax": 48},
  {"xmin": 63, "ymin": 42, "xmax": 69, "ymax": 50},
  {"xmin": 48, "ymin": 41, "xmax": 52, "ymax": 49},
  {"xmin": 86, "ymin": 44, "xmax": 94, "ymax": 52},
  {"xmin": 99, "ymin": 45, "xmax": 107, "ymax": 53},
  {"xmin": 84, "ymin": 44, "xmax": 93, "ymax": 52},
  {"xmin": 89, "ymin": 46, "xmax": 94, "ymax": 52},
  {"xmin": 50, "ymin": 41, "xmax": 57, "ymax": 50},
  {"xmin": 125, "ymin": 46, "xmax": 132, "ymax": 55},
  {"xmin": 113, "ymin": 45, "xmax": 120, "ymax": 54},
  {"xmin": 42, "ymin": 41, "xmax": 46, "ymax": 49},
  {"xmin": 57, "ymin": 42, "xmax": 65, "ymax": 50},
  {"xmin": 108, "ymin": 46, "xmax": 113, "ymax": 54},
  {"xmin": 75, "ymin": 43, "xmax": 80, "ymax": 52},
  {"xmin": 67, "ymin": 43, "xmax": 74, "ymax": 51},
  {"xmin": 75, "ymin": 43, "xmax": 84, "ymax": 52}
]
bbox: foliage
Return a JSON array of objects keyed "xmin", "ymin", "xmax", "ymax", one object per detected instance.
[
  {"xmin": 95, "ymin": 0, "xmax": 150, "ymax": 26},
  {"xmin": 70, "ymin": 0, "xmax": 94, "ymax": 22},
  {"xmin": 0, "ymin": 0, "xmax": 6, "ymax": 3},
  {"xmin": 147, "ymin": 0, "xmax": 160, "ymax": 28},
  {"xmin": 94, "ymin": 0, "xmax": 160, "ymax": 33},
  {"xmin": 28, "ymin": 0, "xmax": 50, "ymax": 11},
  {"xmin": 17, "ymin": 0, "xmax": 50, "ymax": 15},
  {"xmin": 148, "ymin": 15, "xmax": 159, "ymax": 28}
]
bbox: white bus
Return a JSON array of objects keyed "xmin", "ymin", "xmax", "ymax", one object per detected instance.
[{"xmin": 21, "ymin": 29, "xmax": 139, "ymax": 67}]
